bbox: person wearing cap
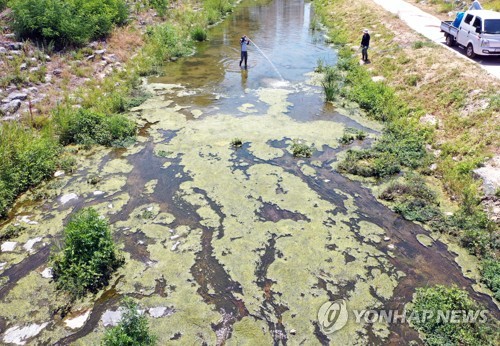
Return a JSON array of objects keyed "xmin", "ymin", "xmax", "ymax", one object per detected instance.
[
  {"xmin": 360, "ymin": 29, "xmax": 371, "ymax": 62},
  {"xmin": 239, "ymin": 35, "xmax": 250, "ymax": 69}
]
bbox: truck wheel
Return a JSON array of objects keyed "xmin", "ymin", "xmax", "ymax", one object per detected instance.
[
  {"xmin": 466, "ymin": 44, "xmax": 476, "ymax": 58},
  {"xmin": 446, "ymin": 35, "xmax": 455, "ymax": 47}
]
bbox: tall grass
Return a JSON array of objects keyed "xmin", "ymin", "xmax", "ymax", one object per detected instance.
[{"xmin": 0, "ymin": 123, "xmax": 60, "ymax": 217}]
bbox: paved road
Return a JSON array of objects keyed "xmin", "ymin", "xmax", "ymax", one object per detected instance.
[{"xmin": 372, "ymin": 0, "xmax": 500, "ymax": 79}]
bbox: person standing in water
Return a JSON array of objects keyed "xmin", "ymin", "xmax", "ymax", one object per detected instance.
[
  {"xmin": 360, "ymin": 29, "xmax": 370, "ymax": 62},
  {"xmin": 239, "ymin": 35, "xmax": 250, "ymax": 69}
]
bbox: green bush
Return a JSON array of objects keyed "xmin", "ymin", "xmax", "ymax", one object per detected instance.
[
  {"xmin": 10, "ymin": 0, "xmax": 128, "ymax": 47},
  {"xmin": 481, "ymin": 259, "xmax": 500, "ymax": 301},
  {"xmin": 103, "ymin": 298, "xmax": 156, "ymax": 346},
  {"xmin": 408, "ymin": 285, "xmax": 496, "ymax": 345},
  {"xmin": 0, "ymin": 123, "xmax": 60, "ymax": 218},
  {"xmin": 339, "ymin": 127, "xmax": 366, "ymax": 144},
  {"xmin": 55, "ymin": 108, "xmax": 136, "ymax": 147},
  {"xmin": 291, "ymin": 140, "xmax": 313, "ymax": 158},
  {"xmin": 51, "ymin": 208, "xmax": 123, "ymax": 298},
  {"xmin": 190, "ymin": 26, "xmax": 207, "ymax": 42}
]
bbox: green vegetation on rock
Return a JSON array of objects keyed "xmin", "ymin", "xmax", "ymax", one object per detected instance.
[
  {"xmin": 103, "ymin": 298, "xmax": 157, "ymax": 346},
  {"xmin": 481, "ymin": 259, "xmax": 500, "ymax": 300},
  {"xmin": 51, "ymin": 208, "xmax": 124, "ymax": 298}
]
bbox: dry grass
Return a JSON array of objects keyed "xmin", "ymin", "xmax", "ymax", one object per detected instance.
[{"xmin": 107, "ymin": 26, "xmax": 144, "ymax": 62}]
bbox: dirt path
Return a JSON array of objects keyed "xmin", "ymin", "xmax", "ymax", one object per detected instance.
[{"xmin": 371, "ymin": 0, "xmax": 500, "ymax": 79}]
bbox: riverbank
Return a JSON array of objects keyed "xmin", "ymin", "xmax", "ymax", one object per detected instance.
[
  {"xmin": 313, "ymin": 0, "xmax": 499, "ymax": 309},
  {"xmin": 0, "ymin": 0, "xmax": 240, "ymax": 219}
]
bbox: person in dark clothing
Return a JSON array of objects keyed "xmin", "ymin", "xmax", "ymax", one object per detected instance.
[
  {"xmin": 239, "ymin": 35, "xmax": 250, "ymax": 69},
  {"xmin": 360, "ymin": 29, "xmax": 370, "ymax": 62}
]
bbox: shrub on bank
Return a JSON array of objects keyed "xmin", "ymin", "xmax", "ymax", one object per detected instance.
[
  {"xmin": 103, "ymin": 298, "xmax": 157, "ymax": 346},
  {"xmin": 51, "ymin": 208, "xmax": 123, "ymax": 298},
  {"xmin": 482, "ymin": 259, "xmax": 500, "ymax": 301},
  {"xmin": 55, "ymin": 108, "xmax": 136, "ymax": 147},
  {"xmin": 10, "ymin": 0, "xmax": 128, "ymax": 47},
  {"xmin": 408, "ymin": 285, "xmax": 496, "ymax": 345},
  {"xmin": 0, "ymin": 123, "xmax": 60, "ymax": 218}
]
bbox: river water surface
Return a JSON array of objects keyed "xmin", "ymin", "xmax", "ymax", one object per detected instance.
[{"xmin": 0, "ymin": 0, "xmax": 498, "ymax": 345}]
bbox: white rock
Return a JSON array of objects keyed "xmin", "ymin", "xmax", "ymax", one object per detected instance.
[
  {"xmin": 146, "ymin": 206, "xmax": 153, "ymax": 212},
  {"xmin": 0, "ymin": 262, "xmax": 7, "ymax": 271},
  {"xmin": 93, "ymin": 190, "xmax": 105, "ymax": 196},
  {"xmin": 148, "ymin": 307, "xmax": 167, "ymax": 318},
  {"xmin": 60, "ymin": 193, "xmax": 78, "ymax": 204},
  {"xmin": 101, "ymin": 309, "xmax": 124, "ymax": 327},
  {"xmin": 64, "ymin": 310, "xmax": 91, "ymax": 329},
  {"xmin": 170, "ymin": 234, "xmax": 180, "ymax": 240},
  {"xmin": 171, "ymin": 241, "xmax": 180, "ymax": 251},
  {"xmin": 383, "ymin": 236, "xmax": 390, "ymax": 241},
  {"xmin": 54, "ymin": 170, "xmax": 65, "ymax": 177},
  {"xmin": 40, "ymin": 267, "xmax": 53, "ymax": 279},
  {"xmin": 23, "ymin": 237, "xmax": 43, "ymax": 252},
  {"xmin": 371, "ymin": 76, "xmax": 386, "ymax": 82},
  {"xmin": 2, "ymin": 323, "xmax": 48, "ymax": 345},
  {"xmin": 290, "ymin": 329, "xmax": 297, "ymax": 335},
  {"xmin": 419, "ymin": 114, "xmax": 438, "ymax": 126},
  {"xmin": 108, "ymin": 203, "xmax": 113, "ymax": 209},
  {"xmin": 324, "ymin": 179, "xmax": 330, "ymax": 183},
  {"xmin": 388, "ymin": 244, "xmax": 395, "ymax": 250},
  {"xmin": 1, "ymin": 241, "xmax": 17, "ymax": 252}
]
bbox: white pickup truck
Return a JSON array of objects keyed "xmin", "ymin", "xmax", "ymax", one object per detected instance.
[{"xmin": 440, "ymin": 10, "xmax": 500, "ymax": 58}]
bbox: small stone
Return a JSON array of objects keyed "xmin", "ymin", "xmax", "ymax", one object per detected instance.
[
  {"xmin": 45, "ymin": 55, "xmax": 51, "ymax": 62},
  {"xmin": 95, "ymin": 49, "xmax": 107, "ymax": 55},
  {"xmin": 0, "ymin": 262, "xmax": 7, "ymax": 271},
  {"xmin": 444, "ymin": 212, "xmax": 454, "ymax": 216},
  {"xmin": 324, "ymin": 179, "xmax": 330, "ymax": 183},
  {"xmin": 53, "ymin": 68, "xmax": 63, "ymax": 76},
  {"xmin": 29, "ymin": 66, "xmax": 40, "ymax": 73},
  {"xmin": 60, "ymin": 193, "xmax": 78, "ymax": 204},
  {"xmin": 429, "ymin": 163, "xmax": 438, "ymax": 171},
  {"xmin": 170, "ymin": 234, "xmax": 180, "ymax": 240},
  {"xmin": 64, "ymin": 310, "xmax": 91, "ymax": 329},
  {"xmin": 290, "ymin": 329, "xmax": 297, "ymax": 335},
  {"xmin": 371, "ymin": 76, "xmax": 385, "ymax": 82},
  {"xmin": 6, "ymin": 91, "xmax": 28, "ymax": 101},
  {"xmin": 0, "ymin": 100, "xmax": 21, "ymax": 115},
  {"xmin": 1, "ymin": 241, "xmax": 17, "ymax": 252},
  {"xmin": 54, "ymin": 170, "xmax": 65, "ymax": 177},
  {"xmin": 171, "ymin": 241, "xmax": 180, "ymax": 251},
  {"xmin": 387, "ymin": 244, "xmax": 395, "ymax": 250},
  {"xmin": 4, "ymin": 33, "xmax": 15, "ymax": 39},
  {"xmin": 86, "ymin": 54, "xmax": 95, "ymax": 61},
  {"xmin": 93, "ymin": 190, "xmax": 105, "ymax": 196},
  {"xmin": 0, "ymin": 47, "xmax": 7, "ymax": 54},
  {"xmin": 23, "ymin": 237, "xmax": 43, "ymax": 252},
  {"xmin": 108, "ymin": 203, "xmax": 113, "ymax": 209},
  {"xmin": 41, "ymin": 267, "xmax": 53, "ymax": 279},
  {"xmin": 383, "ymin": 236, "xmax": 390, "ymax": 241},
  {"xmin": 20, "ymin": 63, "xmax": 27, "ymax": 71},
  {"xmin": 8, "ymin": 42, "xmax": 23, "ymax": 50}
]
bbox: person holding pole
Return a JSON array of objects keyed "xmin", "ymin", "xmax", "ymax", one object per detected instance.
[
  {"xmin": 239, "ymin": 35, "xmax": 250, "ymax": 69},
  {"xmin": 360, "ymin": 29, "xmax": 371, "ymax": 62}
]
